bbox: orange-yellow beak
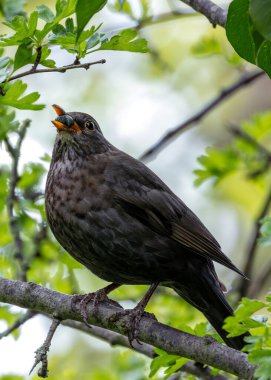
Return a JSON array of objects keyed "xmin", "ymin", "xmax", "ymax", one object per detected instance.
[
  {"xmin": 51, "ymin": 104, "xmax": 81, "ymax": 132},
  {"xmin": 52, "ymin": 104, "xmax": 65, "ymax": 116},
  {"xmin": 51, "ymin": 120, "xmax": 66, "ymax": 130}
]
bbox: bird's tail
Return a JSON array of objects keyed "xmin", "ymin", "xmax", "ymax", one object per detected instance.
[{"xmin": 172, "ymin": 273, "xmax": 247, "ymax": 350}]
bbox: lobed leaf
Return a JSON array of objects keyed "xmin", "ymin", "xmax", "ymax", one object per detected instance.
[
  {"xmin": 76, "ymin": 0, "xmax": 107, "ymax": 40},
  {"xmin": 0, "ymin": 80, "xmax": 44, "ymax": 110}
]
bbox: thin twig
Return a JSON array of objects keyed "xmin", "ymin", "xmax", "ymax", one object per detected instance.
[
  {"xmin": 32, "ymin": 46, "xmax": 42, "ymax": 72},
  {"xmin": 4, "ymin": 119, "xmax": 31, "ymax": 282},
  {"xmin": 248, "ymin": 261, "xmax": 271, "ymax": 298},
  {"xmin": 29, "ymin": 318, "xmax": 61, "ymax": 378},
  {"xmin": 0, "ymin": 310, "xmax": 36, "ymax": 339},
  {"xmin": 238, "ymin": 187, "xmax": 271, "ymax": 297},
  {"xmin": 7, "ymin": 59, "xmax": 106, "ymax": 83},
  {"xmin": 135, "ymin": 10, "xmax": 197, "ymax": 30},
  {"xmin": 230, "ymin": 125, "xmax": 271, "ymax": 162},
  {"xmin": 62, "ymin": 320, "xmax": 230, "ymax": 380},
  {"xmin": 140, "ymin": 71, "xmax": 265, "ymax": 162},
  {"xmin": 179, "ymin": 0, "xmax": 227, "ymax": 27}
]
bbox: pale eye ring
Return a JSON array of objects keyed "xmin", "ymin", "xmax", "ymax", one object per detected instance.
[{"xmin": 85, "ymin": 120, "xmax": 95, "ymax": 130}]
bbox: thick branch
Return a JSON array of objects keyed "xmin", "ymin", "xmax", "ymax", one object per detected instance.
[
  {"xmin": 140, "ymin": 71, "xmax": 265, "ymax": 162},
  {"xmin": 0, "ymin": 277, "xmax": 255, "ymax": 379},
  {"xmin": 179, "ymin": 0, "xmax": 227, "ymax": 27},
  {"xmin": 62, "ymin": 320, "xmax": 230, "ymax": 380},
  {"xmin": 7, "ymin": 60, "xmax": 106, "ymax": 82}
]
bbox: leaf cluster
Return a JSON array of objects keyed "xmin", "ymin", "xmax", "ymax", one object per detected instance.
[
  {"xmin": 195, "ymin": 112, "xmax": 271, "ymax": 186},
  {"xmin": 224, "ymin": 296, "xmax": 271, "ymax": 380},
  {"xmin": 0, "ymin": 0, "xmax": 148, "ymax": 111}
]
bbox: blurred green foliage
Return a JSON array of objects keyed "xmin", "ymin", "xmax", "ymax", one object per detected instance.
[{"xmin": 0, "ymin": 1, "xmax": 271, "ymax": 380}]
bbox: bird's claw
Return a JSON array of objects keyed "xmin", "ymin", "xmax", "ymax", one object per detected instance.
[
  {"xmin": 109, "ymin": 308, "xmax": 157, "ymax": 347},
  {"xmin": 72, "ymin": 291, "xmax": 122, "ymax": 327}
]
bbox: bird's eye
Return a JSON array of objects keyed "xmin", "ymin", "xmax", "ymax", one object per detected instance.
[{"xmin": 84, "ymin": 120, "xmax": 95, "ymax": 130}]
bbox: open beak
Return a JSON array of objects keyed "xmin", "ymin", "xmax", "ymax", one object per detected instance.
[
  {"xmin": 51, "ymin": 120, "xmax": 66, "ymax": 130},
  {"xmin": 51, "ymin": 104, "xmax": 81, "ymax": 132},
  {"xmin": 52, "ymin": 104, "xmax": 66, "ymax": 116}
]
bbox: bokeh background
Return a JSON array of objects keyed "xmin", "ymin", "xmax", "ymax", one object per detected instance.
[{"xmin": 0, "ymin": 0, "xmax": 270, "ymax": 379}]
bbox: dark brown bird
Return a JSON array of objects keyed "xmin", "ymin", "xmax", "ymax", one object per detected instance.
[{"xmin": 45, "ymin": 104, "xmax": 247, "ymax": 350}]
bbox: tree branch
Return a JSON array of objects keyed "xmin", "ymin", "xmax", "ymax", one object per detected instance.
[
  {"xmin": 7, "ymin": 59, "xmax": 106, "ymax": 83},
  {"xmin": 62, "ymin": 320, "xmax": 230, "ymax": 380},
  {"xmin": 140, "ymin": 71, "xmax": 265, "ymax": 162},
  {"xmin": 179, "ymin": 0, "xmax": 227, "ymax": 27},
  {"xmin": 0, "ymin": 277, "xmax": 256, "ymax": 379}
]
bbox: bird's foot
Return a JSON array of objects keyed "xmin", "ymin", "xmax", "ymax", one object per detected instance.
[
  {"xmin": 72, "ymin": 290, "xmax": 122, "ymax": 327},
  {"xmin": 109, "ymin": 305, "xmax": 157, "ymax": 347}
]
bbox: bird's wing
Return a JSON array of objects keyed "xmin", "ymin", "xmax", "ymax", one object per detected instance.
[{"xmin": 105, "ymin": 153, "xmax": 245, "ymax": 277}]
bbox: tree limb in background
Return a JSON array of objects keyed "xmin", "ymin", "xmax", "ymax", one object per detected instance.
[
  {"xmin": 238, "ymin": 187, "xmax": 271, "ymax": 297},
  {"xmin": 140, "ymin": 71, "xmax": 265, "ymax": 162},
  {"xmin": 4, "ymin": 119, "xmax": 31, "ymax": 282},
  {"xmin": 0, "ymin": 310, "xmax": 37, "ymax": 339},
  {"xmin": 180, "ymin": 0, "xmax": 227, "ymax": 27},
  {"xmin": 0, "ymin": 277, "xmax": 256, "ymax": 379}
]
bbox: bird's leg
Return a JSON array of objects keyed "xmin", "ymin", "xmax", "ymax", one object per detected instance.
[
  {"xmin": 110, "ymin": 282, "xmax": 159, "ymax": 346},
  {"xmin": 72, "ymin": 283, "xmax": 122, "ymax": 326}
]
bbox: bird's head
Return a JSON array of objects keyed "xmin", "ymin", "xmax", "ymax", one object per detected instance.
[
  {"xmin": 51, "ymin": 104, "xmax": 111, "ymax": 159},
  {"xmin": 51, "ymin": 104, "xmax": 103, "ymax": 135}
]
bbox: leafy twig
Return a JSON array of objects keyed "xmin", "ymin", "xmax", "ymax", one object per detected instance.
[
  {"xmin": 7, "ymin": 59, "xmax": 106, "ymax": 83},
  {"xmin": 179, "ymin": 0, "xmax": 227, "ymax": 27},
  {"xmin": 140, "ymin": 71, "xmax": 265, "ymax": 162},
  {"xmin": 0, "ymin": 278, "xmax": 256, "ymax": 379},
  {"xmin": 0, "ymin": 310, "xmax": 36, "ymax": 339},
  {"xmin": 4, "ymin": 119, "xmax": 31, "ymax": 282},
  {"xmin": 29, "ymin": 318, "xmax": 61, "ymax": 378}
]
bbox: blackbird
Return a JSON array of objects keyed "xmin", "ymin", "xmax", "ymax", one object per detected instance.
[{"xmin": 45, "ymin": 104, "xmax": 247, "ymax": 350}]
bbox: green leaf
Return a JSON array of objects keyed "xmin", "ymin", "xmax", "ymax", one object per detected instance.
[
  {"xmin": 0, "ymin": 80, "xmax": 44, "ymax": 110},
  {"xmin": 36, "ymin": 5, "xmax": 55, "ymax": 23},
  {"xmin": 224, "ymin": 298, "xmax": 266, "ymax": 337},
  {"xmin": 256, "ymin": 40, "xmax": 271, "ymax": 77},
  {"xmin": 13, "ymin": 43, "xmax": 33, "ymax": 71},
  {"xmin": 28, "ymin": 10, "xmax": 38, "ymax": 35},
  {"xmin": 226, "ymin": 0, "xmax": 256, "ymax": 63},
  {"xmin": 37, "ymin": 0, "xmax": 77, "ymax": 42},
  {"xmin": 249, "ymin": 349, "xmax": 271, "ymax": 380},
  {"xmin": 76, "ymin": 0, "xmax": 107, "ymax": 39},
  {"xmin": 98, "ymin": 29, "xmax": 149, "ymax": 52},
  {"xmin": 250, "ymin": 0, "xmax": 271, "ymax": 40},
  {"xmin": 150, "ymin": 352, "xmax": 180, "ymax": 378}
]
